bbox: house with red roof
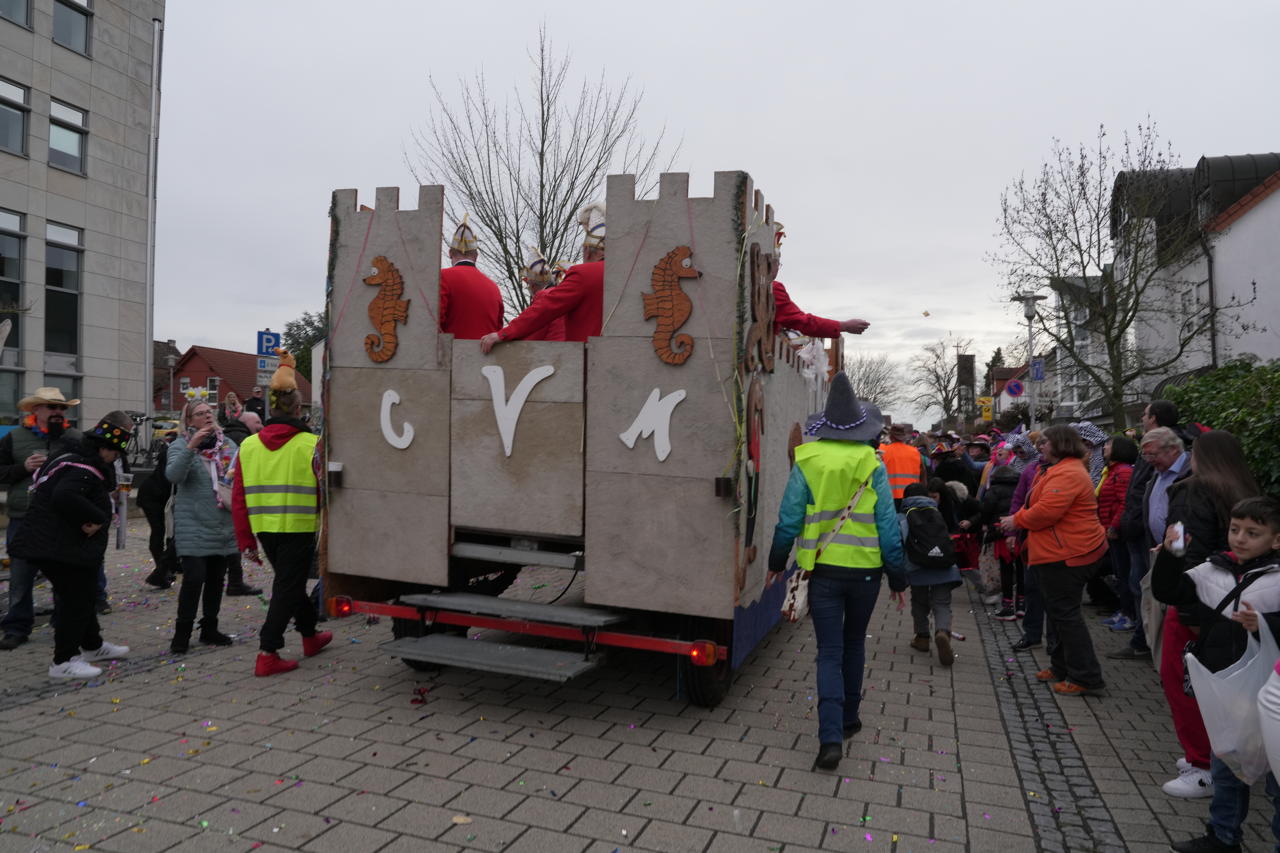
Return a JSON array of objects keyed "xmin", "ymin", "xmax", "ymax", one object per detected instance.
[{"xmin": 156, "ymin": 345, "xmax": 312, "ymax": 413}]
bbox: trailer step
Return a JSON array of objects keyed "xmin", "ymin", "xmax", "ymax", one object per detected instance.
[
  {"xmin": 399, "ymin": 592, "xmax": 626, "ymax": 627},
  {"xmin": 385, "ymin": 635, "xmax": 601, "ymax": 682}
]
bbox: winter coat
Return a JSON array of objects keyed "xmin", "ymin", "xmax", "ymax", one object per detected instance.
[
  {"xmin": 136, "ymin": 440, "xmax": 173, "ymax": 512},
  {"xmin": 166, "ymin": 437, "xmax": 237, "ymax": 557},
  {"xmin": 981, "ymin": 466, "xmax": 1021, "ymax": 533},
  {"xmin": 9, "ymin": 441, "xmax": 115, "ymax": 569},
  {"xmin": 898, "ymin": 495, "xmax": 963, "ymax": 588},
  {"xmin": 1095, "ymin": 462, "xmax": 1133, "ymax": 532},
  {"xmin": 1119, "ymin": 458, "xmax": 1155, "ymax": 543},
  {"xmin": 1012, "ymin": 457, "xmax": 1107, "ymax": 566},
  {"xmin": 221, "ymin": 418, "xmax": 251, "ymax": 446},
  {"xmin": 0, "ymin": 425, "xmax": 84, "ymax": 518},
  {"xmin": 1152, "ymin": 547, "xmax": 1280, "ymax": 673},
  {"xmin": 1168, "ymin": 478, "xmax": 1236, "ymax": 570}
]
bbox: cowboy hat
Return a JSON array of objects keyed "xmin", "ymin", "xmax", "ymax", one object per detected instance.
[
  {"xmin": 18, "ymin": 387, "xmax": 80, "ymax": 411},
  {"xmin": 804, "ymin": 372, "xmax": 883, "ymax": 442}
]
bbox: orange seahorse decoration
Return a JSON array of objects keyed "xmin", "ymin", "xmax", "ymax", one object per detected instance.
[
  {"xmin": 642, "ymin": 245, "xmax": 701, "ymax": 365},
  {"xmin": 363, "ymin": 255, "xmax": 410, "ymax": 363}
]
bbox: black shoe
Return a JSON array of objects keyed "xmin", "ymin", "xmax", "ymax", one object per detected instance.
[
  {"xmin": 225, "ymin": 583, "xmax": 263, "ymax": 597},
  {"xmin": 1107, "ymin": 646, "xmax": 1150, "ymax": 661},
  {"xmin": 0, "ymin": 634, "xmax": 27, "ymax": 651},
  {"xmin": 169, "ymin": 637, "xmax": 190, "ymax": 655},
  {"xmin": 95, "ymin": 601, "xmax": 111, "ymax": 615},
  {"xmin": 813, "ymin": 742, "xmax": 842, "ymax": 770},
  {"xmin": 1170, "ymin": 832, "xmax": 1242, "ymax": 852},
  {"xmin": 1011, "ymin": 638, "xmax": 1041, "ymax": 652},
  {"xmin": 843, "ymin": 720, "xmax": 862, "ymax": 739},
  {"xmin": 199, "ymin": 630, "xmax": 233, "ymax": 647},
  {"xmin": 144, "ymin": 570, "xmax": 172, "ymax": 590}
]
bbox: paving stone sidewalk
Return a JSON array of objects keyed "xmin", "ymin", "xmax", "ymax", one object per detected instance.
[{"xmin": 0, "ymin": 527, "xmax": 1272, "ymax": 851}]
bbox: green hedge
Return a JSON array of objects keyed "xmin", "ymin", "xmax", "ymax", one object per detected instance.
[{"xmin": 1165, "ymin": 360, "xmax": 1280, "ymax": 496}]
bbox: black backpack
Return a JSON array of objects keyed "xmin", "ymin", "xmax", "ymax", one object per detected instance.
[{"xmin": 905, "ymin": 505, "xmax": 955, "ymax": 570}]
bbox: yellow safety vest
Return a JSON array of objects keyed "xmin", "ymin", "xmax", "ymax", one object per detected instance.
[
  {"xmin": 793, "ymin": 440, "xmax": 883, "ymax": 571},
  {"xmin": 238, "ymin": 431, "xmax": 319, "ymax": 534}
]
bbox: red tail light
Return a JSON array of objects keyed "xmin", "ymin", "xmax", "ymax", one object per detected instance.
[
  {"xmin": 688, "ymin": 640, "xmax": 718, "ymax": 667},
  {"xmin": 328, "ymin": 596, "xmax": 354, "ymax": 618}
]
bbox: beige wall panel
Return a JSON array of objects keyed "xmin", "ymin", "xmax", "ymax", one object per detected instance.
[
  {"xmin": 326, "ymin": 366, "xmax": 450, "ymax": 497},
  {"xmin": 327, "ymin": 489, "xmax": 449, "ymax": 587},
  {"xmin": 328, "ymin": 186, "xmax": 444, "ymax": 372},
  {"xmin": 584, "ymin": 471, "xmax": 735, "ymax": 619},
  {"xmin": 453, "ymin": 341, "xmax": 584, "ymax": 403}
]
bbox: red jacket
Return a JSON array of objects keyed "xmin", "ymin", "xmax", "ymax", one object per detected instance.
[
  {"xmin": 501, "ymin": 261, "xmax": 602, "ymax": 342},
  {"xmin": 773, "ymin": 281, "xmax": 841, "ymax": 338},
  {"xmin": 440, "ymin": 262, "xmax": 504, "ymax": 339},
  {"xmin": 519, "ymin": 288, "xmax": 567, "ymax": 341},
  {"xmin": 1096, "ymin": 462, "xmax": 1132, "ymax": 531},
  {"xmin": 1013, "ymin": 457, "xmax": 1107, "ymax": 565}
]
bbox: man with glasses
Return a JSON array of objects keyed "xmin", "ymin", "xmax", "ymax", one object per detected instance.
[{"xmin": 0, "ymin": 388, "xmax": 83, "ymax": 649}]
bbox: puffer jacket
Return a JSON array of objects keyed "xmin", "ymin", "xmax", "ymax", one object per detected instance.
[
  {"xmin": 981, "ymin": 466, "xmax": 1021, "ymax": 534},
  {"xmin": 1012, "ymin": 457, "xmax": 1106, "ymax": 566},
  {"xmin": 166, "ymin": 436, "xmax": 237, "ymax": 557},
  {"xmin": 1152, "ymin": 547, "xmax": 1280, "ymax": 673},
  {"xmin": 9, "ymin": 441, "xmax": 115, "ymax": 568},
  {"xmin": 1095, "ymin": 462, "xmax": 1132, "ymax": 532},
  {"xmin": 898, "ymin": 495, "xmax": 962, "ymax": 587}
]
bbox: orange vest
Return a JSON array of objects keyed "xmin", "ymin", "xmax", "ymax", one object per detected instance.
[{"xmin": 880, "ymin": 442, "xmax": 922, "ymax": 499}]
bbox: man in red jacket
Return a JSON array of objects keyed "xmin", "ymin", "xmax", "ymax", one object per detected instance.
[
  {"xmin": 440, "ymin": 215, "xmax": 504, "ymax": 339},
  {"xmin": 481, "ymin": 203, "xmax": 605, "ymax": 351},
  {"xmin": 771, "ymin": 222, "xmax": 870, "ymax": 338},
  {"xmin": 516, "ymin": 248, "xmax": 567, "ymax": 342}
]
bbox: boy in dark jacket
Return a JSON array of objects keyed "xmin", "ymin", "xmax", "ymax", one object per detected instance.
[
  {"xmin": 1160, "ymin": 497, "xmax": 1280, "ymax": 853},
  {"xmin": 900, "ymin": 483, "xmax": 962, "ymax": 666},
  {"xmin": 982, "ymin": 465, "xmax": 1023, "ymax": 620}
]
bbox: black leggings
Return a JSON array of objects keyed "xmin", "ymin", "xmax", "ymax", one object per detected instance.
[
  {"xmin": 1000, "ymin": 556, "xmax": 1023, "ymax": 601},
  {"xmin": 176, "ymin": 555, "xmax": 230, "ymax": 630},
  {"xmin": 35, "ymin": 560, "xmax": 102, "ymax": 664}
]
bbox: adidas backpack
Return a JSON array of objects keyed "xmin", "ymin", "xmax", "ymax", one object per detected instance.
[{"xmin": 904, "ymin": 505, "xmax": 956, "ymax": 570}]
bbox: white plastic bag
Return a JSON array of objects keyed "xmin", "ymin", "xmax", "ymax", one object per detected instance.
[
  {"xmin": 1257, "ymin": 664, "xmax": 1280, "ymax": 781},
  {"xmin": 1186, "ymin": 616, "xmax": 1280, "ymax": 783}
]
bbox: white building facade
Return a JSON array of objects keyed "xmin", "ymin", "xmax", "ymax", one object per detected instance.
[{"xmin": 0, "ymin": 0, "xmax": 164, "ymax": 424}]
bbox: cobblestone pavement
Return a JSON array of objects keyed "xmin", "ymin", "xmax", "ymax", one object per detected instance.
[{"xmin": 0, "ymin": 527, "xmax": 1273, "ymax": 851}]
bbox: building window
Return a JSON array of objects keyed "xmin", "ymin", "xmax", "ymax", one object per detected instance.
[
  {"xmin": 0, "ymin": 369, "xmax": 19, "ymax": 424},
  {"xmin": 0, "ymin": 208, "xmax": 21, "ymax": 353},
  {"xmin": 52, "ymin": 0, "xmax": 90, "ymax": 55},
  {"xmin": 45, "ymin": 222, "xmax": 80, "ymax": 355},
  {"xmin": 48, "ymin": 100, "xmax": 86, "ymax": 174},
  {"xmin": 178, "ymin": 376, "xmax": 190, "ymax": 395},
  {"xmin": 0, "ymin": 0, "xmax": 30, "ymax": 28},
  {"xmin": 207, "ymin": 376, "xmax": 219, "ymax": 400},
  {"xmin": 0, "ymin": 78, "xmax": 27, "ymax": 156}
]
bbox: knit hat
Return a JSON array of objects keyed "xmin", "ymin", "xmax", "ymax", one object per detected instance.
[
  {"xmin": 804, "ymin": 372, "xmax": 883, "ymax": 442},
  {"xmin": 579, "ymin": 202, "xmax": 606, "ymax": 251},
  {"xmin": 449, "ymin": 214, "xmax": 479, "ymax": 253},
  {"xmin": 86, "ymin": 410, "xmax": 132, "ymax": 452}
]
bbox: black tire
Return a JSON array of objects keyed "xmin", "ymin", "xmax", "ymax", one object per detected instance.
[
  {"xmin": 679, "ymin": 616, "xmax": 734, "ymax": 708},
  {"xmin": 391, "ymin": 610, "xmax": 441, "ymax": 673}
]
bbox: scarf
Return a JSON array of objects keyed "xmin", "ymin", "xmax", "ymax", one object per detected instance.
[{"xmin": 197, "ymin": 431, "xmax": 239, "ymax": 509}]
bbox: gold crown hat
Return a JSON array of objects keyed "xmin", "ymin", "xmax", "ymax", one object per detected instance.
[
  {"xmin": 449, "ymin": 213, "xmax": 480, "ymax": 254},
  {"xmin": 578, "ymin": 202, "xmax": 606, "ymax": 251},
  {"xmin": 523, "ymin": 246, "xmax": 555, "ymax": 285}
]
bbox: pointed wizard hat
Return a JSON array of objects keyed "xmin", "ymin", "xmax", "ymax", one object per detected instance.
[
  {"xmin": 449, "ymin": 214, "xmax": 480, "ymax": 253},
  {"xmin": 579, "ymin": 202, "xmax": 606, "ymax": 251},
  {"xmin": 804, "ymin": 372, "xmax": 883, "ymax": 442}
]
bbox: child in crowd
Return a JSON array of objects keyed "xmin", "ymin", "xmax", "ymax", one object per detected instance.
[
  {"xmin": 1158, "ymin": 497, "xmax": 1280, "ymax": 853},
  {"xmin": 900, "ymin": 483, "xmax": 962, "ymax": 667},
  {"xmin": 982, "ymin": 464, "xmax": 1024, "ymax": 620}
]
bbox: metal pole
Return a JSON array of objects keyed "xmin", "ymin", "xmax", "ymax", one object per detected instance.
[
  {"xmin": 1027, "ymin": 313, "xmax": 1037, "ymax": 431},
  {"xmin": 144, "ymin": 18, "xmax": 163, "ymax": 450}
]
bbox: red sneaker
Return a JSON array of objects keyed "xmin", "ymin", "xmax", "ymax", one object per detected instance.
[
  {"xmin": 302, "ymin": 631, "xmax": 333, "ymax": 658},
  {"xmin": 255, "ymin": 652, "xmax": 299, "ymax": 677},
  {"xmin": 1034, "ymin": 668, "xmax": 1059, "ymax": 682}
]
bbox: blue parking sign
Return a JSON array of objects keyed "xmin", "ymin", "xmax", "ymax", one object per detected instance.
[
  {"xmin": 257, "ymin": 330, "xmax": 280, "ymax": 356},
  {"xmin": 1031, "ymin": 358, "xmax": 1045, "ymax": 382}
]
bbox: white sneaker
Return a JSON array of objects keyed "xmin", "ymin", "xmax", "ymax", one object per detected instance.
[
  {"xmin": 1162, "ymin": 766, "xmax": 1213, "ymax": 798},
  {"xmin": 75, "ymin": 641, "xmax": 130, "ymax": 662},
  {"xmin": 1175, "ymin": 757, "xmax": 1192, "ymax": 773},
  {"xmin": 49, "ymin": 659, "xmax": 103, "ymax": 679},
  {"xmin": 982, "ymin": 593, "xmax": 1002, "ymax": 606}
]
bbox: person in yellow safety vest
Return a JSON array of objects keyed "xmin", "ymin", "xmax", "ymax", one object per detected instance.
[
  {"xmin": 231, "ymin": 376, "xmax": 332, "ymax": 677},
  {"xmin": 768, "ymin": 373, "xmax": 906, "ymax": 772},
  {"xmin": 880, "ymin": 423, "xmax": 929, "ymax": 510}
]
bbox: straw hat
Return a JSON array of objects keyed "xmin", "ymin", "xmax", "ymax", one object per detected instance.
[{"xmin": 18, "ymin": 386, "xmax": 80, "ymax": 412}]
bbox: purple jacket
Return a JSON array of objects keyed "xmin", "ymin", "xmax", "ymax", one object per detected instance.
[{"xmin": 1010, "ymin": 460, "xmax": 1047, "ymax": 513}]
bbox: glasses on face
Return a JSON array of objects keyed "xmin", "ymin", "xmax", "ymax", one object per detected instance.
[{"xmin": 42, "ymin": 404, "xmax": 68, "ymax": 411}]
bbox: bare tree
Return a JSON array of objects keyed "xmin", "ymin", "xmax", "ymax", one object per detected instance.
[
  {"xmin": 409, "ymin": 28, "xmax": 678, "ymax": 313},
  {"xmin": 908, "ymin": 336, "xmax": 973, "ymax": 425},
  {"xmin": 989, "ymin": 121, "xmax": 1255, "ymax": 428},
  {"xmin": 842, "ymin": 350, "xmax": 903, "ymax": 410}
]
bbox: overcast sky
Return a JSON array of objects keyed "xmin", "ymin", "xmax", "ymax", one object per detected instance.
[{"xmin": 153, "ymin": 0, "xmax": 1280, "ymax": 424}]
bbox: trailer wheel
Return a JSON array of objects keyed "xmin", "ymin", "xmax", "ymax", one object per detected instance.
[
  {"xmin": 680, "ymin": 617, "xmax": 734, "ymax": 708},
  {"xmin": 390, "ymin": 611, "xmax": 441, "ymax": 673}
]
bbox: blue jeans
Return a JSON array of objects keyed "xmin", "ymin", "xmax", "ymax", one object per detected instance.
[
  {"xmin": 808, "ymin": 570, "xmax": 882, "ymax": 745},
  {"xmin": 1207, "ymin": 755, "xmax": 1280, "ymax": 849},
  {"xmin": 0, "ymin": 517, "xmax": 34, "ymax": 639},
  {"xmin": 1126, "ymin": 538, "xmax": 1151, "ymax": 651}
]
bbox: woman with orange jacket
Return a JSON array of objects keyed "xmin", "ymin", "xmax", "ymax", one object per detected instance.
[{"xmin": 1000, "ymin": 425, "xmax": 1108, "ymax": 696}]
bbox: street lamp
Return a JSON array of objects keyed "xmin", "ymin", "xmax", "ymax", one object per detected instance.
[
  {"xmin": 1010, "ymin": 292, "xmax": 1047, "ymax": 430},
  {"xmin": 166, "ymin": 353, "xmax": 177, "ymax": 411}
]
